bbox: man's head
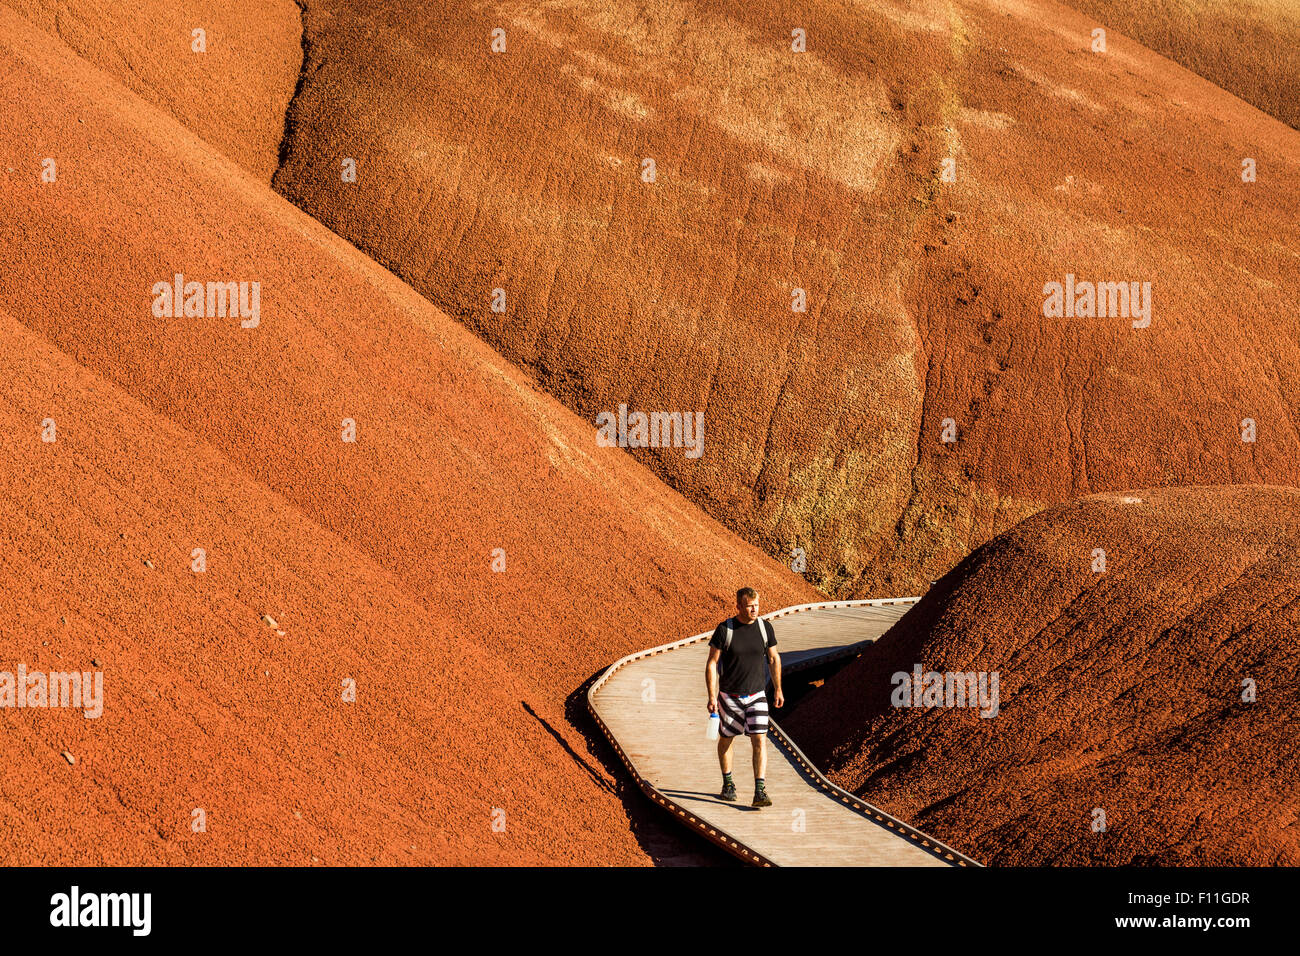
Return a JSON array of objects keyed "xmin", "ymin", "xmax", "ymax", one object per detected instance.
[{"xmin": 735, "ymin": 587, "xmax": 760, "ymax": 624}]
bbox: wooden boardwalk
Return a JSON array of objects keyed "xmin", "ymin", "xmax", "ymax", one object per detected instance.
[{"xmin": 588, "ymin": 599, "xmax": 980, "ymax": 866}]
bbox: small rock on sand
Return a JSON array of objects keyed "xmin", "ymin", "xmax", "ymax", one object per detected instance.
[
  {"xmin": 261, "ymin": 614, "xmax": 278, "ymax": 628},
  {"xmin": 61, "ymin": 751, "xmax": 76, "ymax": 765}
]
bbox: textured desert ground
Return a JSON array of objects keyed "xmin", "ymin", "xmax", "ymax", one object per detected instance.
[
  {"xmin": 1, "ymin": 0, "xmax": 1296, "ymax": 865},
  {"xmin": 14, "ymin": 0, "xmax": 1300, "ymax": 596},
  {"xmin": 0, "ymin": 4, "xmax": 815, "ymax": 864},
  {"xmin": 1065, "ymin": 0, "xmax": 1300, "ymax": 130},
  {"xmin": 785, "ymin": 485, "xmax": 1300, "ymax": 865}
]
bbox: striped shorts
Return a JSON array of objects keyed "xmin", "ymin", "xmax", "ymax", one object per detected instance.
[{"xmin": 717, "ymin": 690, "xmax": 769, "ymax": 737}]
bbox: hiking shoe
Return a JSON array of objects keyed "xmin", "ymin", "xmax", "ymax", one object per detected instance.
[
  {"xmin": 752, "ymin": 787, "xmax": 773, "ymax": 808},
  {"xmin": 719, "ymin": 781, "xmax": 738, "ymax": 802}
]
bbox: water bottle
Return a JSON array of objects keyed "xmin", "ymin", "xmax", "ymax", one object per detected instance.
[{"xmin": 706, "ymin": 712, "xmax": 720, "ymax": 740}]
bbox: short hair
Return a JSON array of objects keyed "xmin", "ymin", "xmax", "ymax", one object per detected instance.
[{"xmin": 736, "ymin": 587, "xmax": 759, "ymax": 603}]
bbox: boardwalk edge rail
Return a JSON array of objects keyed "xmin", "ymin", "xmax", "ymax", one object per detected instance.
[{"xmin": 586, "ymin": 598, "xmax": 983, "ymax": 867}]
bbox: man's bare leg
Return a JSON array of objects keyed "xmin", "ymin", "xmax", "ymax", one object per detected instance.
[
  {"xmin": 718, "ymin": 734, "xmax": 735, "ymax": 774},
  {"xmin": 750, "ymin": 733, "xmax": 766, "ymax": 780},
  {"xmin": 750, "ymin": 733, "xmax": 772, "ymax": 806}
]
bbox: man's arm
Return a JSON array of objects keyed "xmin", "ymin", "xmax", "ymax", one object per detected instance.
[
  {"xmin": 705, "ymin": 647, "xmax": 721, "ymax": 714},
  {"xmin": 767, "ymin": 646, "xmax": 784, "ymax": 708}
]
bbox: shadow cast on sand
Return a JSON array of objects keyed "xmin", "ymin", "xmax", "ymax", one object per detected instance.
[{"xmin": 559, "ymin": 669, "xmax": 742, "ymax": 867}]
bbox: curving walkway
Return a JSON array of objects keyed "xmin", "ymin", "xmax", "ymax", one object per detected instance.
[{"xmin": 588, "ymin": 599, "xmax": 980, "ymax": 867}]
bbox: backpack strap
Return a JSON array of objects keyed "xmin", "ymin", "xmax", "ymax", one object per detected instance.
[{"xmin": 722, "ymin": 616, "xmax": 734, "ymax": 652}]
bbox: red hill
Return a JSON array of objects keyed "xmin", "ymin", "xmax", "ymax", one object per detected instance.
[
  {"xmin": 783, "ymin": 485, "xmax": 1300, "ymax": 865},
  {"xmin": 0, "ymin": 6, "xmax": 816, "ymax": 864}
]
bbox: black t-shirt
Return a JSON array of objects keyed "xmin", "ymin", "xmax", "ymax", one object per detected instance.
[{"xmin": 709, "ymin": 617, "xmax": 777, "ymax": 696}]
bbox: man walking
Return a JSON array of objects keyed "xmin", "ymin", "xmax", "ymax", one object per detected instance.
[{"xmin": 705, "ymin": 587, "xmax": 783, "ymax": 808}]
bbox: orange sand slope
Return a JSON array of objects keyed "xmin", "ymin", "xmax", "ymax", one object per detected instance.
[
  {"xmin": 784, "ymin": 485, "xmax": 1300, "ymax": 865},
  {"xmin": 6, "ymin": 0, "xmax": 301, "ymax": 180},
  {"xmin": 1066, "ymin": 0, "xmax": 1300, "ymax": 130},
  {"xmin": 267, "ymin": 0, "xmax": 1300, "ymax": 597},
  {"xmin": 13, "ymin": 0, "xmax": 1300, "ymax": 599},
  {"xmin": 0, "ymin": 5, "xmax": 818, "ymax": 864}
]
